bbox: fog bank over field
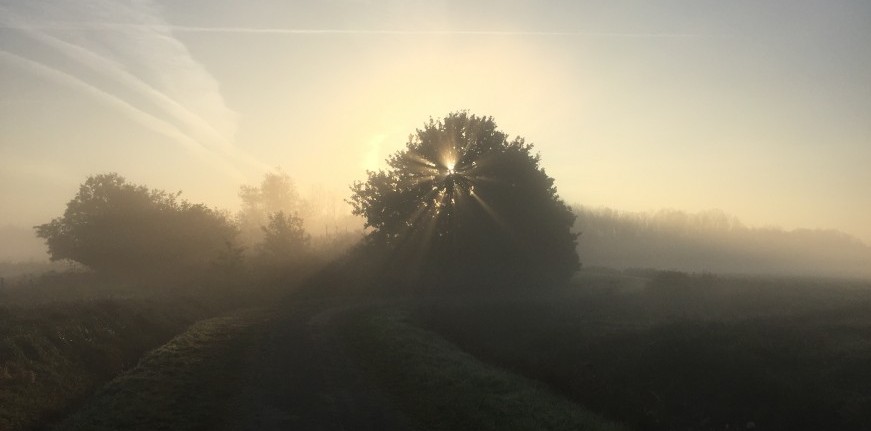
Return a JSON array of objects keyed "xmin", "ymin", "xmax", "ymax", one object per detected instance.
[
  {"xmin": 0, "ymin": 225, "xmax": 47, "ymax": 262},
  {"xmin": 575, "ymin": 206, "xmax": 871, "ymax": 279},
  {"xmin": 4, "ymin": 202, "xmax": 871, "ymax": 280}
]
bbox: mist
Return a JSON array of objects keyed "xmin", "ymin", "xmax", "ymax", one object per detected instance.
[
  {"xmin": 4, "ymin": 2, "xmax": 871, "ymax": 431},
  {"xmin": 575, "ymin": 206, "xmax": 871, "ymax": 279},
  {"xmin": 4, "ymin": 192, "xmax": 871, "ymax": 282},
  {"xmin": 0, "ymin": 225, "xmax": 45, "ymax": 262}
]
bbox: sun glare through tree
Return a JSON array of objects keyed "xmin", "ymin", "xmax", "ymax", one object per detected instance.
[{"xmin": 349, "ymin": 112, "xmax": 579, "ymax": 290}]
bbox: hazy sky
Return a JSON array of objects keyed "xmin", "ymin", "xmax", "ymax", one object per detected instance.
[{"xmin": 1, "ymin": 1, "xmax": 870, "ymax": 242}]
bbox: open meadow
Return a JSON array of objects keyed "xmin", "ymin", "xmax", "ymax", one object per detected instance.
[{"xmin": 3, "ymin": 267, "xmax": 870, "ymax": 431}]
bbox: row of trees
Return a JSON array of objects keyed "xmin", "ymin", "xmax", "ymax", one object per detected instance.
[
  {"xmin": 31, "ymin": 111, "xmax": 871, "ymax": 289},
  {"xmin": 37, "ymin": 113, "xmax": 581, "ymax": 290},
  {"xmin": 35, "ymin": 172, "xmax": 323, "ymax": 283}
]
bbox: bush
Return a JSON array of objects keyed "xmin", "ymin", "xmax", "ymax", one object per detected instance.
[{"xmin": 35, "ymin": 173, "xmax": 239, "ymax": 281}]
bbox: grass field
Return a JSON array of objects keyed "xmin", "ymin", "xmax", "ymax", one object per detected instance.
[
  {"xmin": 54, "ymin": 310, "xmax": 270, "ymax": 431},
  {"xmin": 414, "ymin": 270, "xmax": 871, "ymax": 430},
  {"xmin": 337, "ymin": 306, "xmax": 626, "ymax": 431},
  {"xmin": 0, "ymin": 271, "xmax": 277, "ymax": 431},
  {"xmin": 4, "ymin": 268, "xmax": 871, "ymax": 431},
  {"xmin": 0, "ymin": 295, "xmax": 220, "ymax": 431},
  {"xmin": 41, "ymin": 298, "xmax": 624, "ymax": 431}
]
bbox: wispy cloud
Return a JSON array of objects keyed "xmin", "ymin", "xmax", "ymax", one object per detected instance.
[
  {"xmin": 0, "ymin": 0, "xmax": 266, "ymax": 176},
  {"xmin": 0, "ymin": 21, "xmax": 712, "ymax": 39},
  {"xmin": 167, "ymin": 26, "xmax": 705, "ymax": 38},
  {"xmin": 0, "ymin": 49, "xmax": 245, "ymax": 179}
]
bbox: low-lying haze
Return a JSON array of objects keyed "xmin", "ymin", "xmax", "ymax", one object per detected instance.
[{"xmin": 2, "ymin": 1, "xmax": 870, "ymax": 257}]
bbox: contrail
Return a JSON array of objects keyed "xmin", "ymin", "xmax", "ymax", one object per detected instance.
[
  {"xmin": 18, "ymin": 29, "xmax": 232, "ymax": 149},
  {"xmin": 0, "ymin": 49, "xmax": 247, "ymax": 181},
  {"xmin": 22, "ymin": 31, "xmax": 270, "ymax": 173},
  {"xmin": 0, "ymin": 0, "xmax": 270, "ymax": 175},
  {"xmin": 0, "ymin": 23, "xmax": 707, "ymax": 38},
  {"xmin": 169, "ymin": 26, "xmax": 706, "ymax": 38}
]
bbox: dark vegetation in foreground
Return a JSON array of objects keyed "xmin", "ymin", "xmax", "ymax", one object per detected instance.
[
  {"xmin": 4, "ymin": 266, "xmax": 871, "ymax": 431},
  {"xmin": 414, "ymin": 270, "xmax": 871, "ymax": 431},
  {"xmin": 54, "ymin": 310, "xmax": 270, "ymax": 431},
  {"xmin": 0, "ymin": 271, "xmax": 292, "ymax": 431},
  {"xmin": 338, "ymin": 307, "xmax": 626, "ymax": 431}
]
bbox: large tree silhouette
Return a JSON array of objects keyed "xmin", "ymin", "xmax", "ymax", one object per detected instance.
[{"xmin": 349, "ymin": 112, "xmax": 578, "ymax": 289}]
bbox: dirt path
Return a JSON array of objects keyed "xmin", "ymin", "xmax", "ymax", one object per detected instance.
[
  {"xmin": 218, "ymin": 301, "xmax": 411, "ymax": 431},
  {"xmin": 55, "ymin": 300, "xmax": 412, "ymax": 431}
]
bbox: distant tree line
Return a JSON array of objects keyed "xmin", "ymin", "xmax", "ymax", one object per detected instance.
[
  {"xmin": 574, "ymin": 206, "xmax": 871, "ymax": 278},
  {"xmin": 34, "ymin": 172, "xmax": 360, "ymax": 285},
  {"xmin": 33, "ymin": 114, "xmax": 579, "ymax": 292}
]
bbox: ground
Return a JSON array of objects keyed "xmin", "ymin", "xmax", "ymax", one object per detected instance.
[
  {"xmin": 51, "ymin": 297, "xmax": 621, "ymax": 431},
  {"xmin": 7, "ymin": 269, "xmax": 871, "ymax": 431}
]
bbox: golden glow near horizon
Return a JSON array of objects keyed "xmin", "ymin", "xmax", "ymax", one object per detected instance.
[{"xmin": 1, "ymin": 0, "xmax": 870, "ymax": 254}]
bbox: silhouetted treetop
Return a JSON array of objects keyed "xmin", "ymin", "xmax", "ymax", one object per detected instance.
[{"xmin": 349, "ymin": 112, "xmax": 578, "ymax": 289}]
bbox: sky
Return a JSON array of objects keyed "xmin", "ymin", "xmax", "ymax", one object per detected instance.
[{"xmin": 1, "ymin": 0, "xmax": 870, "ymax": 244}]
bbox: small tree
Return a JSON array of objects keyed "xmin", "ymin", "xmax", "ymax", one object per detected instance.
[
  {"xmin": 349, "ymin": 112, "xmax": 579, "ymax": 289},
  {"xmin": 237, "ymin": 169, "xmax": 307, "ymax": 246},
  {"xmin": 35, "ymin": 173, "xmax": 238, "ymax": 279},
  {"xmin": 258, "ymin": 211, "xmax": 310, "ymax": 264}
]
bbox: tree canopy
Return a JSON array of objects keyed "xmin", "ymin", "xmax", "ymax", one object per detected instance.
[
  {"xmin": 35, "ymin": 173, "xmax": 238, "ymax": 278},
  {"xmin": 349, "ymin": 112, "xmax": 578, "ymax": 289}
]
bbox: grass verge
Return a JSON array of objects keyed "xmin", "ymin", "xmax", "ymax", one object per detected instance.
[
  {"xmin": 0, "ymin": 298, "xmax": 214, "ymax": 431},
  {"xmin": 336, "ymin": 307, "xmax": 626, "ymax": 431},
  {"xmin": 53, "ymin": 309, "xmax": 269, "ymax": 431},
  {"xmin": 416, "ymin": 274, "xmax": 871, "ymax": 430}
]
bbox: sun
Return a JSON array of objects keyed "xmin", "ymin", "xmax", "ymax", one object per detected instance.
[{"xmin": 445, "ymin": 158, "xmax": 456, "ymax": 175}]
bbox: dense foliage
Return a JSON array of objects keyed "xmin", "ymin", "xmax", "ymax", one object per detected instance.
[
  {"xmin": 35, "ymin": 173, "xmax": 238, "ymax": 278},
  {"xmin": 349, "ymin": 112, "xmax": 578, "ymax": 289}
]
